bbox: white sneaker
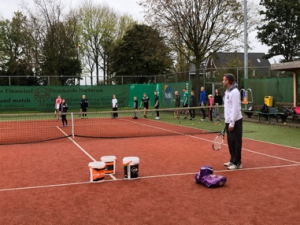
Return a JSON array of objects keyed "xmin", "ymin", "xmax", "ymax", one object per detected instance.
[
  {"xmin": 228, "ymin": 164, "xmax": 237, "ymax": 170},
  {"xmin": 223, "ymin": 162, "xmax": 233, "ymax": 167},
  {"xmin": 155, "ymin": 117, "xmax": 160, "ymax": 120},
  {"xmin": 228, "ymin": 164, "xmax": 243, "ymax": 170},
  {"xmin": 200, "ymin": 119, "xmax": 205, "ymax": 122}
]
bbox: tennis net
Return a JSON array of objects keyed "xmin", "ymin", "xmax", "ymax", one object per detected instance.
[{"xmin": 0, "ymin": 106, "xmax": 224, "ymax": 145}]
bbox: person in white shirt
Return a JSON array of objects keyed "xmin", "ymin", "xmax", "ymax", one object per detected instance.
[
  {"xmin": 112, "ymin": 95, "xmax": 118, "ymax": 118},
  {"xmin": 223, "ymin": 73, "xmax": 243, "ymax": 170}
]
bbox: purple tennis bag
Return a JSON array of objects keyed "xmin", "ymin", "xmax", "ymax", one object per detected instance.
[
  {"xmin": 194, "ymin": 166, "xmax": 213, "ymax": 184},
  {"xmin": 200, "ymin": 174, "xmax": 227, "ymax": 188},
  {"xmin": 195, "ymin": 166, "xmax": 227, "ymax": 188}
]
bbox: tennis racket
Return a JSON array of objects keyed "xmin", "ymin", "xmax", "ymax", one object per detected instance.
[{"xmin": 212, "ymin": 128, "xmax": 226, "ymax": 151}]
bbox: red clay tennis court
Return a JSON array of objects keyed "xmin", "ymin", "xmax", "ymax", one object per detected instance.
[{"xmin": 1, "ymin": 116, "xmax": 300, "ymax": 224}]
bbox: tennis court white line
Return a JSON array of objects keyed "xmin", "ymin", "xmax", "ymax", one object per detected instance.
[
  {"xmin": 56, "ymin": 126, "xmax": 117, "ymax": 180},
  {"xmin": 146, "ymin": 117, "xmax": 300, "ymax": 150},
  {"xmin": 122, "ymin": 119, "xmax": 300, "ymax": 164},
  {"xmin": 187, "ymin": 135, "xmax": 300, "ymax": 164},
  {"xmin": 244, "ymin": 137, "xmax": 300, "ymax": 151},
  {"xmin": 1, "ymin": 163, "xmax": 299, "ymax": 192}
]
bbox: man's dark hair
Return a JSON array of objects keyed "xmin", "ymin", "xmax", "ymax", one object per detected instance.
[{"xmin": 224, "ymin": 73, "xmax": 235, "ymax": 84}]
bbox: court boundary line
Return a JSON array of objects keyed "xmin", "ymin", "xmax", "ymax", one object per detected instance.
[
  {"xmin": 154, "ymin": 118, "xmax": 300, "ymax": 150},
  {"xmin": 135, "ymin": 116, "xmax": 300, "ymax": 150},
  {"xmin": 121, "ymin": 119, "xmax": 300, "ymax": 164},
  {"xmin": 1, "ymin": 163, "xmax": 299, "ymax": 192},
  {"xmin": 56, "ymin": 126, "xmax": 117, "ymax": 180},
  {"xmin": 244, "ymin": 137, "xmax": 300, "ymax": 151}
]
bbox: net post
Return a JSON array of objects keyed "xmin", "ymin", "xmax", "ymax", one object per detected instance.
[{"xmin": 71, "ymin": 113, "xmax": 74, "ymax": 139}]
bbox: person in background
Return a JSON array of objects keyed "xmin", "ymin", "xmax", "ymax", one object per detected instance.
[
  {"xmin": 112, "ymin": 95, "xmax": 118, "ymax": 118},
  {"xmin": 59, "ymin": 98, "xmax": 68, "ymax": 127},
  {"xmin": 200, "ymin": 86, "xmax": 207, "ymax": 121},
  {"xmin": 140, "ymin": 93, "xmax": 150, "ymax": 118},
  {"xmin": 208, "ymin": 94, "xmax": 214, "ymax": 122},
  {"xmin": 80, "ymin": 95, "xmax": 88, "ymax": 119},
  {"xmin": 154, "ymin": 91, "xmax": 160, "ymax": 120},
  {"xmin": 174, "ymin": 91, "xmax": 181, "ymax": 119},
  {"xmin": 182, "ymin": 88, "xmax": 189, "ymax": 119},
  {"xmin": 214, "ymin": 89, "xmax": 223, "ymax": 122},
  {"xmin": 223, "ymin": 73, "xmax": 243, "ymax": 170},
  {"xmin": 189, "ymin": 90, "xmax": 197, "ymax": 120},
  {"xmin": 55, "ymin": 95, "xmax": 61, "ymax": 120},
  {"xmin": 133, "ymin": 96, "xmax": 138, "ymax": 119}
]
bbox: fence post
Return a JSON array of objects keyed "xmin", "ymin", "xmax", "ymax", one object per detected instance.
[{"xmin": 71, "ymin": 113, "xmax": 74, "ymax": 138}]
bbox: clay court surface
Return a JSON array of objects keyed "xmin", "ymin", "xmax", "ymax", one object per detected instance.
[{"xmin": 1, "ymin": 119, "xmax": 300, "ymax": 224}]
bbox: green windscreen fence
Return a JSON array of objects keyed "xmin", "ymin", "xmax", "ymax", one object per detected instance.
[
  {"xmin": 159, "ymin": 82, "xmax": 191, "ymax": 108},
  {"xmin": 244, "ymin": 77, "xmax": 300, "ymax": 105},
  {"xmin": 128, "ymin": 82, "xmax": 190, "ymax": 108},
  {"xmin": 128, "ymin": 84, "xmax": 156, "ymax": 108},
  {"xmin": 0, "ymin": 82, "xmax": 191, "ymax": 111}
]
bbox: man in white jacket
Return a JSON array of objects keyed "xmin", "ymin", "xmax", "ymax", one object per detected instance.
[{"xmin": 223, "ymin": 74, "xmax": 243, "ymax": 170}]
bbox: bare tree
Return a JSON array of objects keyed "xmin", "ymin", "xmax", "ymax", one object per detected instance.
[
  {"xmin": 79, "ymin": 1, "xmax": 116, "ymax": 85},
  {"xmin": 139, "ymin": 0, "xmax": 244, "ymax": 97}
]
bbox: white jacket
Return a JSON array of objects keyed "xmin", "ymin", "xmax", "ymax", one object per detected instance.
[
  {"xmin": 112, "ymin": 99, "xmax": 118, "ymax": 108},
  {"xmin": 224, "ymin": 86, "xmax": 242, "ymax": 127}
]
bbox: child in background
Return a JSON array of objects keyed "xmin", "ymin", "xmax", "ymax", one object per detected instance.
[
  {"xmin": 189, "ymin": 90, "xmax": 197, "ymax": 120},
  {"xmin": 174, "ymin": 91, "xmax": 181, "ymax": 119},
  {"xmin": 112, "ymin": 95, "xmax": 118, "ymax": 118},
  {"xmin": 59, "ymin": 98, "xmax": 68, "ymax": 127},
  {"xmin": 133, "ymin": 96, "xmax": 138, "ymax": 119},
  {"xmin": 55, "ymin": 95, "xmax": 61, "ymax": 120},
  {"xmin": 214, "ymin": 89, "xmax": 223, "ymax": 122},
  {"xmin": 208, "ymin": 94, "xmax": 214, "ymax": 122}
]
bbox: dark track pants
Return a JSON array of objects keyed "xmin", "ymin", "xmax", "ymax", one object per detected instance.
[
  {"xmin": 226, "ymin": 119, "xmax": 243, "ymax": 166},
  {"xmin": 82, "ymin": 108, "xmax": 87, "ymax": 117},
  {"xmin": 112, "ymin": 107, "xmax": 118, "ymax": 118},
  {"xmin": 155, "ymin": 106, "xmax": 159, "ymax": 117},
  {"xmin": 62, "ymin": 115, "xmax": 68, "ymax": 126},
  {"xmin": 189, "ymin": 109, "xmax": 195, "ymax": 118},
  {"xmin": 201, "ymin": 104, "xmax": 206, "ymax": 119}
]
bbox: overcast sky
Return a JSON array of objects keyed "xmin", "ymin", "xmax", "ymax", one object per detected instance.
[{"xmin": 0, "ymin": 0, "xmax": 281, "ymax": 63}]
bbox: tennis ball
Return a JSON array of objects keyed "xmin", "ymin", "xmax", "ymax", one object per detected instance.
[
  {"xmin": 284, "ymin": 122, "xmax": 286, "ymax": 125},
  {"xmin": 192, "ymin": 124, "xmax": 194, "ymax": 126}
]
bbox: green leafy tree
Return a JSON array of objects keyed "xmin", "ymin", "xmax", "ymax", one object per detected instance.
[
  {"xmin": 111, "ymin": 24, "xmax": 173, "ymax": 84},
  {"xmin": 41, "ymin": 18, "xmax": 82, "ymax": 85},
  {"xmin": 257, "ymin": 0, "xmax": 300, "ymax": 62},
  {"xmin": 24, "ymin": 0, "xmax": 82, "ymax": 85},
  {"xmin": 0, "ymin": 12, "xmax": 37, "ymax": 85}
]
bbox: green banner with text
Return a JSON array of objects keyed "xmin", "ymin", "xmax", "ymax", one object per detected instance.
[
  {"xmin": 0, "ymin": 85, "xmax": 129, "ymax": 111},
  {"xmin": 0, "ymin": 82, "xmax": 191, "ymax": 112}
]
